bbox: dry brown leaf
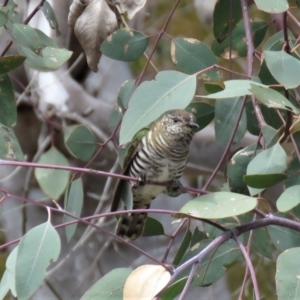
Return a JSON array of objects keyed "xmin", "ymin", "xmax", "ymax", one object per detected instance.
[
  {"xmin": 123, "ymin": 264, "xmax": 171, "ymax": 300},
  {"xmin": 119, "ymin": 0, "xmax": 146, "ymax": 19},
  {"xmin": 68, "ymin": 0, "xmax": 89, "ymax": 27},
  {"xmin": 69, "ymin": 0, "xmax": 118, "ymax": 72}
]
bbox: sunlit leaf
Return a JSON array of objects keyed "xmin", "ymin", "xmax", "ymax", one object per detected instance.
[{"xmin": 123, "ymin": 265, "xmax": 171, "ymax": 300}]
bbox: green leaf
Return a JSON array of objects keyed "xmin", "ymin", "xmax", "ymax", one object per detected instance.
[
  {"xmin": 212, "ymin": 20, "xmax": 268, "ymax": 58},
  {"xmin": 243, "ymin": 173, "xmax": 287, "ymax": 189},
  {"xmin": 214, "ymin": 97, "xmax": 247, "ymax": 145},
  {"xmin": 226, "ymin": 144, "xmax": 262, "ymax": 194},
  {"xmin": 0, "ymin": 247, "xmax": 17, "ymax": 298},
  {"xmin": 81, "ymin": 268, "xmax": 132, "ymax": 300},
  {"xmin": 177, "ymin": 192, "xmax": 257, "ymax": 219},
  {"xmin": 267, "ymin": 213, "xmax": 300, "ymax": 252},
  {"xmin": 246, "ymin": 143, "xmax": 288, "ymax": 195},
  {"xmin": 120, "ymin": 71, "xmax": 196, "ymax": 145},
  {"xmin": 254, "ymin": 0, "xmax": 289, "ymax": 13},
  {"xmin": 8, "ymin": 24, "xmax": 72, "ymax": 71},
  {"xmin": 170, "ymin": 38, "xmax": 220, "ymax": 80},
  {"xmin": 42, "ymin": 1, "xmax": 61, "ymax": 36},
  {"xmin": 0, "ymin": 74, "xmax": 17, "ymax": 127},
  {"xmin": 204, "ymin": 81, "xmax": 224, "ymax": 94},
  {"xmin": 0, "ymin": 55, "xmax": 26, "ymax": 74},
  {"xmin": 251, "ymin": 227, "xmax": 273, "ymax": 259},
  {"xmin": 15, "ymin": 222, "xmax": 61, "ymax": 300},
  {"xmin": 261, "ymin": 124, "xmax": 283, "ymax": 148},
  {"xmin": 264, "ymin": 50, "xmax": 300, "ymax": 89},
  {"xmin": 108, "ymin": 104, "xmax": 123, "ymax": 128},
  {"xmin": 202, "ymin": 79, "xmax": 259, "ymax": 99},
  {"xmin": 64, "ymin": 125, "xmax": 96, "ymax": 161},
  {"xmin": 182, "ymin": 239, "xmax": 241, "ymax": 286},
  {"xmin": 185, "ymin": 102, "xmax": 214, "ymax": 131},
  {"xmin": 276, "ymin": 247, "xmax": 300, "ymax": 300},
  {"xmin": 285, "ymin": 152, "xmax": 300, "ymax": 188},
  {"xmin": 101, "ymin": 28, "xmax": 149, "ymax": 61},
  {"xmin": 19, "ymin": 45, "xmax": 72, "ymax": 71},
  {"xmin": 117, "ymin": 79, "xmax": 135, "ymax": 111},
  {"xmin": 213, "ymin": 0, "xmax": 242, "ymax": 42},
  {"xmin": 64, "ymin": 178, "xmax": 84, "ymax": 242},
  {"xmin": 34, "ymin": 146, "xmax": 70, "ymax": 199},
  {"xmin": 142, "ymin": 217, "xmax": 165, "ymax": 236},
  {"xmin": 277, "ymin": 185, "xmax": 300, "ymax": 212},
  {"xmin": 172, "ymin": 228, "xmax": 192, "ymax": 266},
  {"xmin": 0, "ymin": 123, "xmax": 24, "ymax": 160},
  {"xmin": 0, "ymin": 11, "xmax": 8, "ymax": 27},
  {"xmin": 250, "ymin": 84, "xmax": 299, "ymax": 114}
]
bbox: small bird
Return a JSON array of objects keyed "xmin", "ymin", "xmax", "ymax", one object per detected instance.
[{"xmin": 111, "ymin": 109, "xmax": 198, "ymax": 241}]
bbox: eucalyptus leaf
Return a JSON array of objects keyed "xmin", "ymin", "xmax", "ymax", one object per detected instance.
[{"xmin": 120, "ymin": 71, "xmax": 196, "ymax": 145}]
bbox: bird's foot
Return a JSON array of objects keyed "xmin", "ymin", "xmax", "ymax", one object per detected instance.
[{"xmin": 166, "ymin": 179, "xmax": 184, "ymax": 197}]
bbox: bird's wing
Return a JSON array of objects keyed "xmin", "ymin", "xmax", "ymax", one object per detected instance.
[{"xmin": 111, "ymin": 126, "xmax": 150, "ymax": 212}]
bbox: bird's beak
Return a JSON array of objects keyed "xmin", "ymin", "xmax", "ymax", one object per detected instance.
[{"xmin": 188, "ymin": 121, "xmax": 199, "ymax": 129}]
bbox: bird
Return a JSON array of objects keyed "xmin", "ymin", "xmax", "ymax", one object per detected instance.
[{"xmin": 111, "ymin": 109, "xmax": 198, "ymax": 241}]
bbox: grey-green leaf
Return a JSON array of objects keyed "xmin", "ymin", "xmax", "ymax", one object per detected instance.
[
  {"xmin": 42, "ymin": 1, "xmax": 61, "ymax": 36},
  {"xmin": 246, "ymin": 143, "xmax": 288, "ymax": 195},
  {"xmin": 15, "ymin": 222, "xmax": 61, "ymax": 300},
  {"xmin": 254, "ymin": 0, "xmax": 289, "ymax": 13},
  {"xmin": 64, "ymin": 125, "xmax": 96, "ymax": 162},
  {"xmin": 277, "ymin": 185, "xmax": 300, "ymax": 212},
  {"xmin": 171, "ymin": 37, "xmax": 220, "ymax": 80},
  {"xmin": 177, "ymin": 192, "xmax": 257, "ymax": 219},
  {"xmin": 64, "ymin": 178, "xmax": 84, "ymax": 242},
  {"xmin": 0, "ymin": 74, "xmax": 17, "ymax": 127},
  {"xmin": 101, "ymin": 28, "xmax": 149, "ymax": 61},
  {"xmin": 81, "ymin": 268, "xmax": 132, "ymax": 300},
  {"xmin": 0, "ymin": 123, "xmax": 24, "ymax": 161},
  {"xmin": 0, "ymin": 55, "xmax": 26, "ymax": 74},
  {"xmin": 214, "ymin": 97, "xmax": 247, "ymax": 145},
  {"xmin": 34, "ymin": 146, "xmax": 70, "ymax": 199},
  {"xmin": 120, "ymin": 71, "xmax": 196, "ymax": 145},
  {"xmin": 250, "ymin": 84, "xmax": 299, "ymax": 114},
  {"xmin": 264, "ymin": 50, "xmax": 300, "ymax": 89},
  {"xmin": 276, "ymin": 247, "xmax": 300, "ymax": 300}
]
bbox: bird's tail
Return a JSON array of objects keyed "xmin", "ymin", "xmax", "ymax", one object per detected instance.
[{"xmin": 115, "ymin": 204, "xmax": 150, "ymax": 241}]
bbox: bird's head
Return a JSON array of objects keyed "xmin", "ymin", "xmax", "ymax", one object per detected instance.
[{"xmin": 159, "ymin": 109, "xmax": 198, "ymax": 141}]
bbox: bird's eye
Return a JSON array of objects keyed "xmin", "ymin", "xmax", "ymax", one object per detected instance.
[{"xmin": 173, "ymin": 118, "xmax": 179, "ymax": 123}]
